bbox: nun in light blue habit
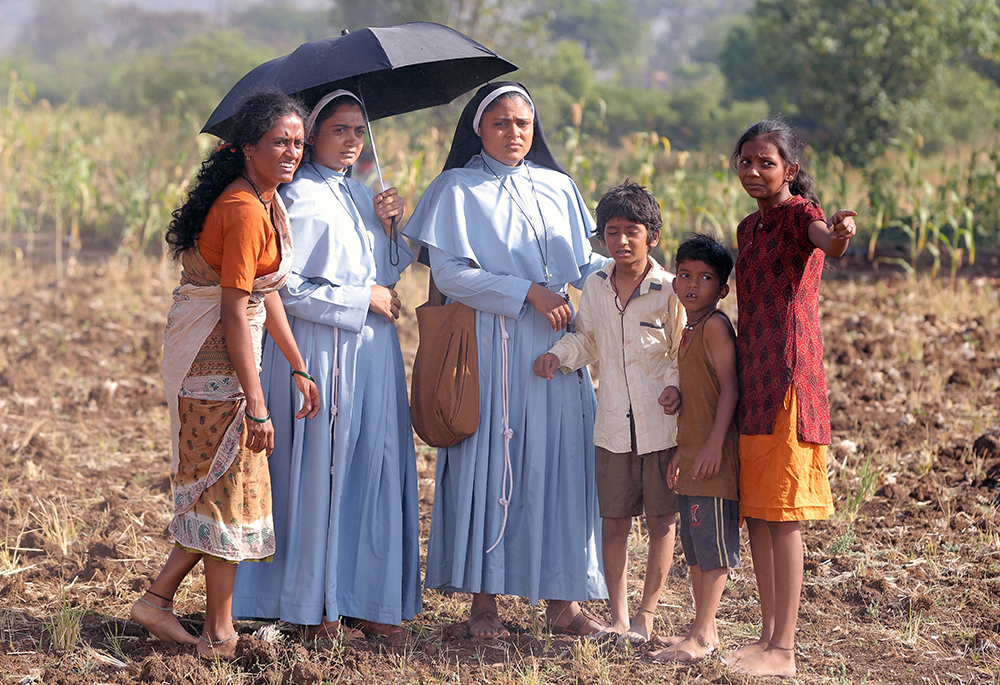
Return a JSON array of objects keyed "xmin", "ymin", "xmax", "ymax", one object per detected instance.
[
  {"xmin": 402, "ymin": 82, "xmax": 610, "ymax": 639},
  {"xmin": 232, "ymin": 90, "xmax": 421, "ymax": 638}
]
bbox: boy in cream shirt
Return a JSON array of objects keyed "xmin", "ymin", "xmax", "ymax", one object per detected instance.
[{"xmin": 534, "ymin": 180, "xmax": 684, "ymax": 642}]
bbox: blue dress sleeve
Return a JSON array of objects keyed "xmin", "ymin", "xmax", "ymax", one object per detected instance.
[
  {"xmin": 280, "ymin": 273, "xmax": 370, "ymax": 333},
  {"xmin": 428, "ymin": 246, "xmax": 532, "ymax": 319},
  {"xmin": 571, "ymin": 249, "xmax": 611, "ymax": 291}
]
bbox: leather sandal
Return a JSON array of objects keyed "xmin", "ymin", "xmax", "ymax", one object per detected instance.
[
  {"xmin": 303, "ymin": 620, "xmax": 363, "ymax": 641},
  {"xmin": 548, "ymin": 608, "xmax": 608, "ymax": 637},
  {"xmin": 348, "ymin": 618, "xmax": 407, "ymax": 637},
  {"xmin": 467, "ymin": 609, "xmax": 509, "ymax": 638}
]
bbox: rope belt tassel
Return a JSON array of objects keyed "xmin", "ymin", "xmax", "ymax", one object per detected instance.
[{"xmin": 485, "ymin": 316, "xmax": 514, "ymax": 554}]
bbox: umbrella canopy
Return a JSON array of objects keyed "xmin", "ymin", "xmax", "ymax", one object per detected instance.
[{"xmin": 202, "ymin": 21, "xmax": 517, "ymax": 139}]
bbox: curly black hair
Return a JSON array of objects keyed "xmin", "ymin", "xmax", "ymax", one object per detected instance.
[{"xmin": 165, "ymin": 90, "xmax": 307, "ymax": 258}]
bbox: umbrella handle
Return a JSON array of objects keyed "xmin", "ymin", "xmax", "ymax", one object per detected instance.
[
  {"xmin": 356, "ymin": 83, "xmax": 400, "ymax": 267},
  {"xmin": 389, "ymin": 216, "xmax": 399, "ymax": 267}
]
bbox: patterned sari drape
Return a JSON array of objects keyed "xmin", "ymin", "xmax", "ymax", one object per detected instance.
[{"xmin": 161, "ymin": 198, "xmax": 293, "ymax": 561}]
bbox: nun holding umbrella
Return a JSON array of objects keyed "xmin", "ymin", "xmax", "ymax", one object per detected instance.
[
  {"xmin": 403, "ymin": 82, "xmax": 611, "ymax": 638},
  {"xmin": 229, "ymin": 87, "xmax": 416, "ymax": 639},
  {"xmin": 196, "ymin": 24, "xmax": 518, "ymax": 639}
]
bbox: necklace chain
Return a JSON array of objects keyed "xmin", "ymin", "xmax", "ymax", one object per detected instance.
[
  {"xmin": 241, "ymin": 173, "xmax": 272, "ymax": 207},
  {"xmin": 482, "ymin": 156, "xmax": 551, "ymax": 285},
  {"xmin": 681, "ymin": 308, "xmax": 717, "ymax": 348},
  {"xmin": 611, "ymin": 262, "xmax": 651, "ymax": 313},
  {"xmin": 310, "ymin": 162, "xmax": 371, "ymax": 249},
  {"xmin": 684, "ymin": 308, "xmax": 716, "ymax": 330}
]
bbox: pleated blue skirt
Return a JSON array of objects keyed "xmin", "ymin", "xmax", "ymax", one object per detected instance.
[
  {"xmin": 232, "ymin": 314, "xmax": 422, "ymax": 625},
  {"xmin": 424, "ymin": 305, "xmax": 606, "ymax": 604}
]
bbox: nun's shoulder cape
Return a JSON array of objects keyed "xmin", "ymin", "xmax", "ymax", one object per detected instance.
[
  {"xmin": 404, "ymin": 154, "xmax": 596, "ymax": 283},
  {"xmin": 283, "ymin": 161, "xmax": 413, "ymax": 290}
]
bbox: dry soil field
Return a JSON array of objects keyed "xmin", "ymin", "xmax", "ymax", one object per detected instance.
[{"xmin": 1, "ymin": 251, "xmax": 999, "ymax": 685}]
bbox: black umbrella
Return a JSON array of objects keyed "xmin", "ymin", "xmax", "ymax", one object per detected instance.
[
  {"xmin": 203, "ymin": 22, "xmax": 516, "ymax": 265},
  {"xmin": 201, "ymin": 21, "xmax": 517, "ymax": 140}
]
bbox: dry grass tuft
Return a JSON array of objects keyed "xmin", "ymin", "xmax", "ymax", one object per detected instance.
[
  {"xmin": 43, "ymin": 596, "xmax": 85, "ymax": 652},
  {"xmin": 31, "ymin": 496, "xmax": 79, "ymax": 556}
]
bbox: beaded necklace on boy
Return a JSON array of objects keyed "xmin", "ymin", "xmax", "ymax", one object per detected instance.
[{"xmin": 681, "ymin": 308, "xmax": 716, "ymax": 347}]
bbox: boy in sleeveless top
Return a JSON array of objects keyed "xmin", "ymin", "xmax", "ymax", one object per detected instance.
[{"xmin": 652, "ymin": 233, "xmax": 740, "ymax": 661}]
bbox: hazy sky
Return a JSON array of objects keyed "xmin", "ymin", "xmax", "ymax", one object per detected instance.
[{"xmin": 0, "ymin": 0, "xmax": 327, "ymax": 50}]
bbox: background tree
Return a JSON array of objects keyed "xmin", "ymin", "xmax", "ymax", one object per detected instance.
[
  {"xmin": 533, "ymin": 0, "xmax": 646, "ymax": 86},
  {"xmin": 632, "ymin": 0, "xmax": 753, "ymax": 89},
  {"xmin": 719, "ymin": 0, "xmax": 1000, "ymax": 162}
]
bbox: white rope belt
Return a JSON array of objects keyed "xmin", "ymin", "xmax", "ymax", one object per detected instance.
[
  {"xmin": 485, "ymin": 316, "xmax": 514, "ymax": 554},
  {"xmin": 329, "ymin": 327, "xmax": 340, "ymax": 474}
]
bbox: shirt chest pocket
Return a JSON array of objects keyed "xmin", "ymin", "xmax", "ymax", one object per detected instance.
[{"xmin": 637, "ymin": 320, "xmax": 668, "ymax": 353}]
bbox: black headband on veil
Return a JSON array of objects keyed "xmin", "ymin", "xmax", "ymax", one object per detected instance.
[{"xmin": 442, "ymin": 81, "xmax": 567, "ymax": 175}]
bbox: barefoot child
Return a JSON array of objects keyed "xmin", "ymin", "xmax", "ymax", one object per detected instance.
[
  {"xmin": 650, "ymin": 233, "xmax": 739, "ymax": 662},
  {"xmin": 534, "ymin": 181, "xmax": 684, "ymax": 643},
  {"xmin": 725, "ymin": 119, "xmax": 856, "ymax": 677}
]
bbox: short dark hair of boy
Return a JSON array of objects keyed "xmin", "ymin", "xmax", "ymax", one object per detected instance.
[
  {"xmin": 675, "ymin": 233, "xmax": 734, "ymax": 284},
  {"xmin": 595, "ymin": 180, "xmax": 662, "ymax": 246}
]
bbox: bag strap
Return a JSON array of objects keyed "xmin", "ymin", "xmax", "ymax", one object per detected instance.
[{"xmin": 427, "ymin": 272, "xmax": 447, "ymax": 307}]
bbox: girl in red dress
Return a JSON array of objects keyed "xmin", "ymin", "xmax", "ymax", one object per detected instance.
[{"xmin": 727, "ymin": 119, "xmax": 857, "ymax": 678}]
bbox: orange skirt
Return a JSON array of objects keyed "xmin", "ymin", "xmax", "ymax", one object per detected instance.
[{"xmin": 739, "ymin": 385, "xmax": 833, "ymax": 522}]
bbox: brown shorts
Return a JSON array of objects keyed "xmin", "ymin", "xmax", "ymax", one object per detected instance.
[{"xmin": 595, "ymin": 446, "xmax": 679, "ymax": 518}]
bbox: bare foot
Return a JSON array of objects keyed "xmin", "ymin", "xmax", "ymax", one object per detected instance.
[
  {"xmin": 723, "ymin": 637, "xmax": 769, "ymax": 664},
  {"xmin": 729, "ymin": 644, "xmax": 796, "ymax": 677},
  {"xmin": 650, "ymin": 636, "xmax": 716, "ymax": 662},
  {"xmin": 130, "ymin": 595, "xmax": 198, "ymax": 645},
  {"xmin": 197, "ymin": 632, "xmax": 239, "ymax": 661},
  {"xmin": 652, "ymin": 633, "xmax": 686, "ymax": 648},
  {"xmin": 350, "ymin": 618, "xmax": 406, "ymax": 637},
  {"xmin": 624, "ymin": 607, "xmax": 655, "ymax": 644}
]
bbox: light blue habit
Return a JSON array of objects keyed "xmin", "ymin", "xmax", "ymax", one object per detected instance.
[
  {"xmin": 403, "ymin": 153, "xmax": 609, "ymax": 603},
  {"xmin": 232, "ymin": 161, "xmax": 422, "ymax": 625}
]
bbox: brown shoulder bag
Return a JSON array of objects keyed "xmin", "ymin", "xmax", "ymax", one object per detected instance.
[{"xmin": 410, "ymin": 274, "xmax": 479, "ymax": 447}]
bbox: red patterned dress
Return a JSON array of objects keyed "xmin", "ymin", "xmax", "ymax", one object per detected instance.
[{"xmin": 735, "ymin": 195, "xmax": 834, "ymax": 521}]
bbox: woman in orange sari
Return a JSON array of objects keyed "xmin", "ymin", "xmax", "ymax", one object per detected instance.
[{"xmin": 131, "ymin": 91, "xmax": 320, "ymax": 660}]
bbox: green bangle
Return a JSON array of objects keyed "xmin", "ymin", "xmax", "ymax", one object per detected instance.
[
  {"xmin": 292, "ymin": 369, "xmax": 314, "ymax": 383},
  {"xmin": 246, "ymin": 410, "xmax": 270, "ymax": 424}
]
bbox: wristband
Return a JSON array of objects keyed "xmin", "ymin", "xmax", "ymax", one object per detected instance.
[{"xmin": 292, "ymin": 369, "xmax": 314, "ymax": 383}]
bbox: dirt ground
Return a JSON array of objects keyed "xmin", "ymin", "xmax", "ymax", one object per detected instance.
[{"xmin": 1, "ymin": 251, "xmax": 999, "ymax": 685}]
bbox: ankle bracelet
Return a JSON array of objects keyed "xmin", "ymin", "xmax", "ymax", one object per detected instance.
[
  {"xmin": 145, "ymin": 589, "xmax": 173, "ymax": 603},
  {"xmin": 201, "ymin": 632, "xmax": 239, "ymax": 647},
  {"xmin": 136, "ymin": 596, "xmax": 173, "ymax": 613},
  {"xmin": 768, "ymin": 642, "xmax": 794, "ymax": 651}
]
